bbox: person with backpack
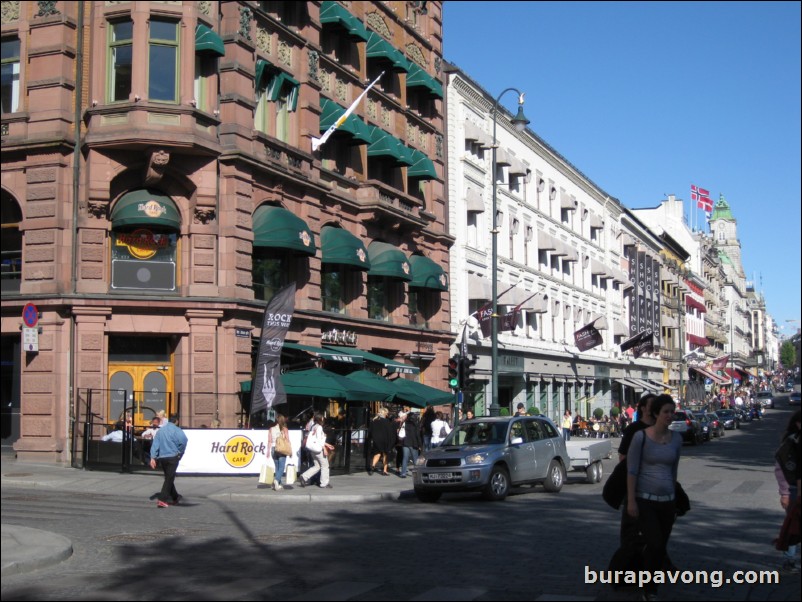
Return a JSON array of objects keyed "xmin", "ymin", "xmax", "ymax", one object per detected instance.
[
  {"xmin": 774, "ymin": 409, "xmax": 801, "ymax": 573},
  {"xmin": 430, "ymin": 411, "xmax": 451, "ymax": 447}
]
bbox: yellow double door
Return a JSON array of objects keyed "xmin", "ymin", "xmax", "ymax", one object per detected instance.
[{"xmin": 108, "ymin": 364, "xmax": 173, "ymax": 427}]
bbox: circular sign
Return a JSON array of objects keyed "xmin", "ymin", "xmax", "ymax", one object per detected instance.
[
  {"xmin": 23, "ymin": 303, "xmax": 39, "ymax": 328},
  {"xmin": 222, "ymin": 435, "xmax": 258, "ymax": 469}
]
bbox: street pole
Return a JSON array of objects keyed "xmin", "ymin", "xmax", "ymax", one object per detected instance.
[
  {"xmin": 489, "ymin": 88, "xmax": 529, "ymax": 417},
  {"xmin": 678, "ymin": 270, "xmax": 684, "ymax": 406}
]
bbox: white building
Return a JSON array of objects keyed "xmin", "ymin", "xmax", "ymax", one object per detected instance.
[{"xmin": 444, "ymin": 66, "xmax": 662, "ymax": 422}]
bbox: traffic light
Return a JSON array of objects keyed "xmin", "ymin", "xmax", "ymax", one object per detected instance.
[
  {"xmin": 460, "ymin": 355, "xmax": 478, "ymax": 389},
  {"xmin": 448, "ymin": 354, "xmax": 461, "ymax": 389}
]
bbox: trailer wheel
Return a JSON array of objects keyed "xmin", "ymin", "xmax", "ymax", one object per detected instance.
[{"xmin": 586, "ymin": 464, "xmax": 596, "ymax": 484}]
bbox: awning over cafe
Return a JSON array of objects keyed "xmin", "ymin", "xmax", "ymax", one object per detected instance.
[
  {"xmin": 323, "ymin": 345, "xmax": 419, "ymax": 374},
  {"xmin": 281, "ymin": 368, "xmax": 391, "ymax": 401},
  {"xmin": 690, "ymin": 365, "xmax": 724, "ymax": 383},
  {"xmin": 252, "ymin": 205, "xmax": 316, "ymax": 255},
  {"xmin": 283, "ymin": 342, "xmax": 363, "ymax": 365},
  {"xmin": 390, "ymin": 377, "xmax": 453, "ymax": 406},
  {"xmin": 111, "ymin": 189, "xmax": 181, "ymax": 230}
]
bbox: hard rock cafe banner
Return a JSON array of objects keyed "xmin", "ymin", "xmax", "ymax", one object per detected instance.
[{"xmin": 251, "ymin": 283, "xmax": 296, "ymax": 416}]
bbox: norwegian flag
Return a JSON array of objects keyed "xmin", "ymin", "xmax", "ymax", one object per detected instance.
[{"xmin": 691, "ymin": 184, "xmax": 713, "ymax": 212}]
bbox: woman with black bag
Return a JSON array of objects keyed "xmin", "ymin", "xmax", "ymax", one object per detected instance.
[{"xmin": 626, "ymin": 394, "xmax": 682, "ymax": 601}]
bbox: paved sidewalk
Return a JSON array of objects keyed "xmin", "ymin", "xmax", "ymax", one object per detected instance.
[{"xmin": 1, "ymin": 456, "xmax": 412, "ymax": 576}]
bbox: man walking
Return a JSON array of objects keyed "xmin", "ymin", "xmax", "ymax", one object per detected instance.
[{"xmin": 149, "ymin": 416, "xmax": 188, "ymax": 508}]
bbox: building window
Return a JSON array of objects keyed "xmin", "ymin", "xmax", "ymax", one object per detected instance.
[
  {"xmin": 255, "ymin": 69, "xmax": 299, "ymax": 143},
  {"xmin": 321, "ymin": 264, "xmax": 347, "ymax": 314},
  {"xmin": 149, "ymin": 19, "xmax": 179, "ymax": 102},
  {"xmin": 1, "ymin": 38, "xmax": 20, "ymax": 113},
  {"xmin": 110, "ymin": 229, "xmax": 178, "ymax": 292},
  {"xmin": 194, "ymin": 55, "xmax": 215, "ymax": 112},
  {"xmin": 108, "ymin": 20, "xmax": 133, "ymax": 102},
  {"xmin": 1, "ymin": 192, "xmax": 22, "ymax": 293},
  {"xmin": 367, "ymin": 276, "xmax": 402, "ymax": 322},
  {"xmin": 252, "ymin": 250, "xmax": 289, "ymax": 302}
]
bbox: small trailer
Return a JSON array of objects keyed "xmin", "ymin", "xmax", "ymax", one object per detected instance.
[{"xmin": 564, "ymin": 438, "xmax": 613, "ymax": 483}]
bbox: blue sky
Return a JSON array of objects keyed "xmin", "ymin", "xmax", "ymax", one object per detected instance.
[{"xmin": 444, "ymin": 1, "xmax": 801, "ymax": 336}]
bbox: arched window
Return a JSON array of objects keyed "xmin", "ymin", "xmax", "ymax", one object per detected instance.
[{"xmin": 1, "ymin": 191, "xmax": 22, "ymax": 293}]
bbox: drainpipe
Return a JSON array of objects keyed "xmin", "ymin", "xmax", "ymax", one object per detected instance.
[{"xmin": 69, "ymin": 0, "xmax": 86, "ymax": 466}]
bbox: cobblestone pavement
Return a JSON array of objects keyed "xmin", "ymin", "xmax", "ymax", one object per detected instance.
[{"xmin": 1, "ymin": 403, "xmax": 800, "ymax": 601}]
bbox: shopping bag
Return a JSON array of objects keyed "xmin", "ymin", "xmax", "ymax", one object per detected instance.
[
  {"xmin": 259, "ymin": 455, "xmax": 275, "ymax": 485},
  {"xmin": 285, "ymin": 464, "xmax": 297, "ymax": 485}
]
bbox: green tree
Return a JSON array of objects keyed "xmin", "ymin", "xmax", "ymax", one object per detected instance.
[{"xmin": 780, "ymin": 341, "xmax": 797, "ymax": 369}]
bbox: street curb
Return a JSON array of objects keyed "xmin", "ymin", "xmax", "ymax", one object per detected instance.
[
  {"xmin": 211, "ymin": 489, "xmax": 417, "ymax": 503},
  {"xmin": 1, "ymin": 525, "xmax": 73, "ymax": 576}
]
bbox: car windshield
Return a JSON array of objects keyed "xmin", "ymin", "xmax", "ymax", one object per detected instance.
[
  {"xmin": 442, "ymin": 421, "xmax": 507, "ymax": 446},
  {"xmin": 757, "ymin": 392, "xmax": 771, "ymax": 398},
  {"xmin": 716, "ymin": 410, "xmax": 735, "ymax": 417}
]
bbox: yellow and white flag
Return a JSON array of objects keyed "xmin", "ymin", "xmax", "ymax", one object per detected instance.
[{"xmin": 311, "ymin": 71, "xmax": 384, "ymax": 152}]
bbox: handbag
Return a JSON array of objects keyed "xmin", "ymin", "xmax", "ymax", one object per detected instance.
[
  {"xmin": 259, "ymin": 454, "xmax": 275, "ymax": 485},
  {"xmin": 305, "ymin": 425, "xmax": 324, "ymax": 453},
  {"xmin": 602, "ymin": 458, "xmax": 628, "ymax": 509},
  {"xmin": 674, "ymin": 481, "xmax": 691, "ymax": 516},
  {"xmin": 275, "ymin": 430, "xmax": 292, "ymax": 457}
]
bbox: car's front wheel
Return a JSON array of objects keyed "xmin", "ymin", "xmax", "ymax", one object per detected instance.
[
  {"xmin": 543, "ymin": 460, "xmax": 565, "ymax": 492},
  {"xmin": 414, "ymin": 489, "xmax": 442, "ymax": 503},
  {"xmin": 483, "ymin": 466, "xmax": 510, "ymax": 501}
]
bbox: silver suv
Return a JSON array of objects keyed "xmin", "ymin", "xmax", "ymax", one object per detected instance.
[{"xmin": 412, "ymin": 416, "xmax": 570, "ymax": 502}]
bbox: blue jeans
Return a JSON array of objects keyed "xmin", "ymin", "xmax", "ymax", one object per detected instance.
[
  {"xmin": 563, "ymin": 428, "xmax": 571, "ymax": 441},
  {"xmin": 401, "ymin": 446, "xmax": 419, "ymax": 477},
  {"xmin": 423, "ymin": 435, "xmax": 432, "ymax": 451},
  {"xmin": 273, "ymin": 450, "xmax": 287, "ymax": 484}
]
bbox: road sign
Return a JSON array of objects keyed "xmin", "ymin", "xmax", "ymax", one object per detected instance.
[
  {"xmin": 23, "ymin": 327, "xmax": 39, "ymax": 352},
  {"xmin": 22, "ymin": 303, "xmax": 39, "ymax": 328}
]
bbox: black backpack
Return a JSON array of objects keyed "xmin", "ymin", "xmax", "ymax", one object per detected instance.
[{"xmin": 775, "ymin": 433, "xmax": 800, "ymax": 484}]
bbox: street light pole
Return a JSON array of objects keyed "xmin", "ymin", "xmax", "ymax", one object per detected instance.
[{"xmin": 489, "ymin": 88, "xmax": 529, "ymax": 417}]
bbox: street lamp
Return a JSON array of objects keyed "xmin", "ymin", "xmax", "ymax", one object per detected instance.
[{"xmin": 489, "ymin": 89, "xmax": 529, "ymax": 417}]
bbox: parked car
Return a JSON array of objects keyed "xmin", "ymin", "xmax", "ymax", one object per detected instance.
[
  {"xmin": 705, "ymin": 412, "xmax": 725, "ymax": 438},
  {"xmin": 714, "ymin": 409, "xmax": 740, "ymax": 430},
  {"xmin": 669, "ymin": 410, "xmax": 704, "ymax": 445},
  {"xmin": 692, "ymin": 411, "xmax": 713, "ymax": 442},
  {"xmin": 789, "ymin": 391, "xmax": 801, "ymax": 406},
  {"xmin": 755, "ymin": 390, "xmax": 774, "ymax": 409},
  {"xmin": 412, "ymin": 416, "xmax": 570, "ymax": 502}
]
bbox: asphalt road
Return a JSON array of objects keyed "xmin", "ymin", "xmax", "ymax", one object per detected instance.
[{"xmin": 1, "ymin": 399, "xmax": 800, "ymax": 601}]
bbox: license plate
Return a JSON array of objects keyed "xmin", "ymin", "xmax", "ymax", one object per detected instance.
[{"xmin": 429, "ymin": 472, "xmax": 454, "ymax": 480}]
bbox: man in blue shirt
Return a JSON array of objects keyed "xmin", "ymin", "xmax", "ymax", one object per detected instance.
[{"xmin": 149, "ymin": 416, "xmax": 188, "ymax": 508}]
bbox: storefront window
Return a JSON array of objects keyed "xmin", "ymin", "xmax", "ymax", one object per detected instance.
[
  {"xmin": 110, "ymin": 229, "xmax": 178, "ymax": 292},
  {"xmin": 0, "ymin": 192, "xmax": 22, "ymax": 293}
]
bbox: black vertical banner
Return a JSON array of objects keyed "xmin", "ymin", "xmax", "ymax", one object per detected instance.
[
  {"xmin": 251, "ymin": 283, "xmax": 296, "ymax": 415},
  {"xmin": 645, "ymin": 254, "xmax": 653, "ymax": 333},
  {"xmin": 637, "ymin": 251, "xmax": 647, "ymax": 334},
  {"xmin": 629, "ymin": 249, "xmax": 639, "ymax": 336},
  {"xmin": 652, "ymin": 258, "xmax": 661, "ymax": 344}
]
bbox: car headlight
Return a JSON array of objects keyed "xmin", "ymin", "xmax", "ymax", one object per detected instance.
[
  {"xmin": 415, "ymin": 456, "xmax": 427, "ymax": 466},
  {"xmin": 465, "ymin": 453, "xmax": 487, "ymax": 465}
]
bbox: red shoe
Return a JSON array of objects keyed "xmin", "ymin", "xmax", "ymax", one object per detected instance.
[{"xmin": 157, "ymin": 500, "xmax": 169, "ymax": 508}]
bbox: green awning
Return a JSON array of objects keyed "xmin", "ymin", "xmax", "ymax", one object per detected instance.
[
  {"xmin": 405, "ymin": 63, "xmax": 443, "ymax": 98},
  {"xmin": 319, "ymin": 98, "xmax": 372, "ymax": 144},
  {"xmin": 345, "ymin": 371, "xmax": 406, "ymax": 404},
  {"xmin": 367, "ymin": 241, "xmax": 412, "ymax": 282},
  {"xmin": 408, "ymin": 254, "xmax": 448, "ymax": 291},
  {"xmin": 283, "ymin": 342, "xmax": 363, "ymax": 365},
  {"xmin": 252, "ymin": 205, "xmax": 316, "ymax": 256},
  {"xmin": 281, "ymin": 368, "xmax": 391, "ymax": 401},
  {"xmin": 324, "ymin": 345, "xmax": 419, "ymax": 375},
  {"xmin": 367, "ymin": 126, "xmax": 405, "ymax": 162},
  {"xmin": 407, "ymin": 149, "xmax": 437, "ymax": 179},
  {"xmin": 320, "ymin": 226, "xmax": 370, "ymax": 270},
  {"xmin": 319, "ymin": 1, "xmax": 370, "ymax": 41},
  {"xmin": 255, "ymin": 59, "xmax": 299, "ymax": 111},
  {"xmin": 111, "ymin": 189, "xmax": 181, "ymax": 230},
  {"xmin": 396, "ymin": 144, "xmax": 416, "ymax": 167},
  {"xmin": 195, "ymin": 23, "xmax": 225, "ymax": 57},
  {"xmin": 366, "ymin": 32, "xmax": 409, "ymax": 72},
  {"xmin": 390, "ymin": 377, "xmax": 454, "ymax": 406}
]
